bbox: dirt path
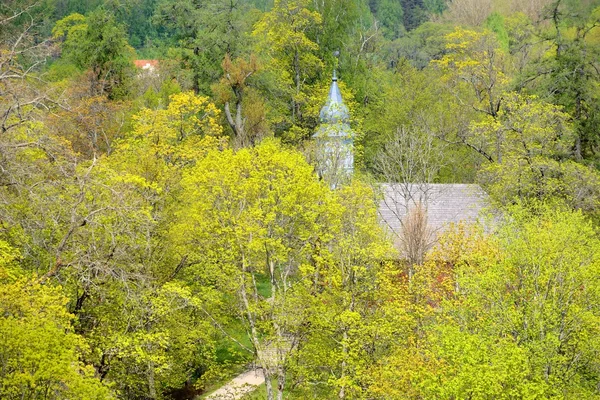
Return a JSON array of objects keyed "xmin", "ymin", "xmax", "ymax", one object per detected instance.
[{"xmin": 203, "ymin": 368, "xmax": 264, "ymax": 400}]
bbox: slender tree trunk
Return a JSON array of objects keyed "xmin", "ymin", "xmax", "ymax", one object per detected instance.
[
  {"xmin": 552, "ymin": 0, "xmax": 563, "ymax": 57},
  {"xmin": 236, "ymin": 99, "xmax": 243, "ymax": 136},
  {"xmin": 148, "ymin": 362, "xmax": 157, "ymax": 399},
  {"xmin": 277, "ymin": 370, "xmax": 286, "ymax": 400},
  {"xmin": 496, "ymin": 130, "xmax": 503, "ymax": 164},
  {"xmin": 224, "ymin": 97, "xmax": 245, "ymax": 144},
  {"xmin": 293, "ymin": 49, "xmax": 301, "ymax": 122},
  {"xmin": 339, "ymin": 295, "xmax": 355, "ymax": 399},
  {"xmin": 574, "ymin": 65, "xmax": 584, "ymax": 161},
  {"xmin": 73, "ymin": 288, "xmax": 88, "ymax": 314},
  {"xmin": 98, "ymin": 353, "xmax": 110, "ymax": 381},
  {"xmin": 264, "ymin": 369, "xmax": 275, "ymax": 400},
  {"xmin": 241, "ymin": 256, "xmax": 274, "ymax": 399},
  {"xmin": 338, "ymin": 328, "xmax": 348, "ymax": 399},
  {"xmin": 224, "ymin": 102, "xmax": 237, "ymax": 134}
]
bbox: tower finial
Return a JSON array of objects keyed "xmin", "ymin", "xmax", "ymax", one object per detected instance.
[{"xmin": 333, "ymin": 50, "xmax": 340, "ymax": 78}]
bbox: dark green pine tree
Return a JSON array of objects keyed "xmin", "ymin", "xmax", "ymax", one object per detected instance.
[
  {"xmin": 400, "ymin": 0, "xmax": 428, "ymax": 31},
  {"xmin": 375, "ymin": 0, "xmax": 405, "ymax": 39},
  {"xmin": 153, "ymin": 0, "xmax": 257, "ymax": 94}
]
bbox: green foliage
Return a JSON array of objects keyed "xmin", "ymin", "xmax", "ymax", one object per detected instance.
[
  {"xmin": 486, "ymin": 12, "xmax": 509, "ymax": 51},
  {"xmin": 154, "ymin": 0, "xmax": 258, "ymax": 93},
  {"xmin": 420, "ymin": 326, "xmax": 536, "ymax": 399},
  {"xmin": 382, "ymin": 21, "xmax": 454, "ymax": 69},
  {"xmin": 4, "ymin": 1, "xmax": 600, "ymax": 398},
  {"xmin": 400, "ymin": 0, "xmax": 429, "ymax": 31},
  {"xmin": 440, "ymin": 205, "xmax": 600, "ymax": 398},
  {"xmin": 371, "ymin": 206, "xmax": 600, "ymax": 398},
  {"xmin": 434, "ymin": 27, "xmax": 509, "ymax": 120},
  {"xmin": 53, "ymin": 10, "xmax": 136, "ymax": 99},
  {"xmin": 253, "ymin": 0, "xmax": 323, "ymax": 135},
  {"xmin": 423, "ymin": 0, "xmax": 446, "ymax": 15},
  {"xmin": 377, "ymin": 0, "xmax": 405, "ymax": 39},
  {"xmin": 0, "ymin": 242, "xmax": 112, "ymax": 399},
  {"xmin": 473, "ymin": 92, "xmax": 600, "ymax": 214},
  {"xmin": 314, "ymin": 0, "xmax": 372, "ymax": 62},
  {"xmin": 517, "ymin": 3, "xmax": 600, "ymax": 160}
]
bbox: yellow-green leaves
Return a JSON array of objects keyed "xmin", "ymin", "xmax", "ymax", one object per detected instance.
[
  {"xmin": 52, "ymin": 13, "xmax": 87, "ymax": 41},
  {"xmin": 427, "ymin": 206, "xmax": 600, "ymax": 398},
  {"xmin": 110, "ymin": 91, "xmax": 224, "ymax": 189},
  {"xmin": 175, "ymin": 139, "xmax": 328, "ymax": 280},
  {"xmin": 434, "ymin": 27, "xmax": 509, "ymax": 118},
  {"xmin": 0, "ymin": 264, "xmax": 112, "ymax": 399},
  {"xmin": 253, "ymin": 0, "xmax": 323, "ymax": 133},
  {"xmin": 473, "ymin": 92, "xmax": 600, "ymax": 213},
  {"xmin": 253, "ymin": 0, "xmax": 322, "ymax": 56},
  {"xmin": 370, "ymin": 206, "xmax": 600, "ymax": 399}
]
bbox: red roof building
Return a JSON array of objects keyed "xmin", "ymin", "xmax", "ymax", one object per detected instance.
[{"xmin": 133, "ymin": 59, "xmax": 159, "ymax": 70}]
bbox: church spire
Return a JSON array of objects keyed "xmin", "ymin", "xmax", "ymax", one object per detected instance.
[
  {"xmin": 319, "ymin": 70, "xmax": 350, "ymax": 126},
  {"xmin": 313, "ymin": 67, "xmax": 354, "ymax": 189}
]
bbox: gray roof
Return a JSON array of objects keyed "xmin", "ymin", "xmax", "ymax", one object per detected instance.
[
  {"xmin": 318, "ymin": 70, "xmax": 350, "ymax": 125},
  {"xmin": 379, "ymin": 183, "xmax": 487, "ymax": 238}
]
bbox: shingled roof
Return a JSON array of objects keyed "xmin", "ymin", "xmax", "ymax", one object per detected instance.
[{"xmin": 378, "ymin": 183, "xmax": 488, "ymax": 238}]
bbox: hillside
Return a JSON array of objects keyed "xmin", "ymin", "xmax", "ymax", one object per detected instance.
[{"xmin": 1, "ymin": 0, "xmax": 600, "ymax": 399}]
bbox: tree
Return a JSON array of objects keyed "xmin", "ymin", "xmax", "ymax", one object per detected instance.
[
  {"xmin": 64, "ymin": 92, "xmax": 226, "ymax": 398},
  {"xmin": 312, "ymin": 0, "xmax": 372, "ymax": 61},
  {"xmin": 381, "ymin": 21, "xmax": 454, "ymax": 69},
  {"xmin": 153, "ymin": 0, "xmax": 257, "ymax": 93},
  {"xmin": 400, "ymin": 0, "xmax": 429, "ymax": 31},
  {"xmin": 173, "ymin": 138, "xmax": 407, "ymax": 399},
  {"xmin": 368, "ymin": 205, "xmax": 600, "ymax": 398},
  {"xmin": 430, "ymin": 25, "xmax": 600, "ymax": 212},
  {"xmin": 286, "ymin": 181, "xmax": 397, "ymax": 399},
  {"xmin": 0, "ymin": 89, "xmax": 227, "ymax": 398},
  {"xmin": 375, "ymin": 0, "xmax": 405, "ymax": 39},
  {"xmin": 473, "ymin": 92, "xmax": 600, "ymax": 214},
  {"xmin": 79, "ymin": 9, "xmax": 135, "ymax": 99},
  {"xmin": 0, "ymin": 241, "xmax": 113, "ymax": 399},
  {"xmin": 433, "ymin": 27, "xmax": 509, "ymax": 125},
  {"xmin": 0, "ymin": 0, "xmax": 56, "ymax": 135},
  {"xmin": 423, "ymin": 0, "xmax": 446, "ymax": 15},
  {"xmin": 172, "ymin": 139, "xmax": 333, "ymax": 400},
  {"xmin": 46, "ymin": 89, "xmax": 130, "ymax": 158},
  {"xmin": 441, "ymin": 0, "xmax": 493, "ymax": 26},
  {"xmin": 53, "ymin": 10, "xmax": 136, "ymax": 99},
  {"xmin": 520, "ymin": 2, "xmax": 600, "ymax": 160},
  {"xmin": 375, "ymin": 126, "xmax": 442, "ymax": 273},
  {"xmin": 253, "ymin": 0, "xmax": 323, "ymax": 127},
  {"xmin": 212, "ymin": 54, "xmax": 269, "ymax": 148},
  {"xmin": 426, "ymin": 205, "xmax": 600, "ymax": 397},
  {"xmin": 358, "ymin": 60, "xmax": 476, "ymax": 182}
]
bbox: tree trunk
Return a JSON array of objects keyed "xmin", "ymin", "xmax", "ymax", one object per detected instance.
[
  {"xmin": 264, "ymin": 369, "xmax": 275, "ymax": 400},
  {"xmin": 293, "ymin": 49, "xmax": 301, "ymax": 122},
  {"xmin": 224, "ymin": 102, "xmax": 241, "ymax": 138},
  {"xmin": 225, "ymin": 88, "xmax": 246, "ymax": 147},
  {"xmin": 339, "ymin": 328, "xmax": 348, "ymax": 399},
  {"xmin": 148, "ymin": 362, "xmax": 157, "ymax": 400},
  {"xmin": 277, "ymin": 370, "xmax": 286, "ymax": 400}
]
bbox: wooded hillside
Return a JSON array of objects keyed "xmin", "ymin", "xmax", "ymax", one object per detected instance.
[{"xmin": 1, "ymin": 0, "xmax": 600, "ymax": 399}]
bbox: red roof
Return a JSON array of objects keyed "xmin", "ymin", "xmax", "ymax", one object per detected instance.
[{"xmin": 134, "ymin": 60, "xmax": 159, "ymax": 69}]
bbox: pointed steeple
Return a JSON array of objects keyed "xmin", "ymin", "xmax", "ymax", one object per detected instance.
[
  {"xmin": 319, "ymin": 70, "xmax": 350, "ymax": 126},
  {"xmin": 313, "ymin": 68, "xmax": 354, "ymax": 189}
]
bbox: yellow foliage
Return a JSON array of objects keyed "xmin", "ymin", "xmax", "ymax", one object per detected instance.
[{"xmin": 433, "ymin": 27, "xmax": 509, "ymax": 117}]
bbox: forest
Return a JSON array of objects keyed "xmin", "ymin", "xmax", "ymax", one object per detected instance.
[{"xmin": 1, "ymin": 0, "xmax": 600, "ymax": 399}]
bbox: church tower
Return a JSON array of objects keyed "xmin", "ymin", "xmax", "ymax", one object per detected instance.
[{"xmin": 313, "ymin": 70, "xmax": 354, "ymax": 188}]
